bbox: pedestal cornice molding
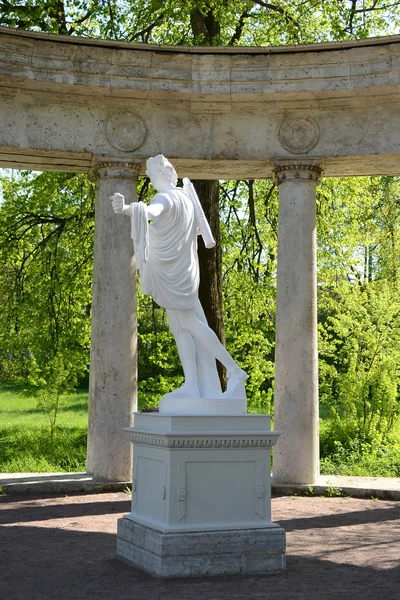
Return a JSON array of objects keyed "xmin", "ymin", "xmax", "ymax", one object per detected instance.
[
  {"xmin": 90, "ymin": 157, "xmax": 144, "ymax": 181},
  {"xmin": 272, "ymin": 161, "xmax": 324, "ymax": 185},
  {"xmin": 124, "ymin": 429, "xmax": 281, "ymax": 449}
]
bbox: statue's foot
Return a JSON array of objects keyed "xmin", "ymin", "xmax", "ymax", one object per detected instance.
[
  {"xmin": 223, "ymin": 367, "xmax": 248, "ymax": 399},
  {"xmin": 164, "ymin": 383, "xmax": 200, "ymax": 400}
]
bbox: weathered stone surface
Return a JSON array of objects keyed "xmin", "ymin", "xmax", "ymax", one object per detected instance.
[
  {"xmin": 105, "ymin": 112, "xmax": 147, "ymax": 152},
  {"xmin": 86, "ymin": 160, "xmax": 139, "ymax": 481},
  {"xmin": 278, "ymin": 115, "xmax": 320, "ymax": 154},
  {"xmin": 2, "ymin": 28, "xmax": 400, "ymax": 176},
  {"xmin": 273, "ymin": 162, "xmax": 321, "ymax": 484},
  {"xmin": 2, "ymin": 28, "xmax": 400, "ymax": 103},
  {"xmin": 117, "ymin": 518, "xmax": 286, "ymax": 577},
  {"xmin": 118, "ymin": 517, "xmax": 284, "ymax": 556}
]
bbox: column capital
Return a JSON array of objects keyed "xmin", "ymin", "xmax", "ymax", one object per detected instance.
[
  {"xmin": 90, "ymin": 156, "xmax": 144, "ymax": 181},
  {"xmin": 272, "ymin": 160, "xmax": 324, "ymax": 185}
]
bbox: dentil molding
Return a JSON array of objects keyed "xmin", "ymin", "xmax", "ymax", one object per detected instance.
[
  {"xmin": 130, "ymin": 432, "xmax": 278, "ymax": 449},
  {"xmin": 90, "ymin": 159, "xmax": 143, "ymax": 180},
  {"xmin": 273, "ymin": 162, "xmax": 323, "ymax": 185}
]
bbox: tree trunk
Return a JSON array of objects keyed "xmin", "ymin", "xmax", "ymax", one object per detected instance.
[
  {"xmin": 368, "ymin": 244, "xmax": 373, "ymax": 282},
  {"xmin": 189, "ymin": 7, "xmax": 226, "ymax": 389},
  {"xmin": 192, "ymin": 179, "xmax": 227, "ymax": 389},
  {"xmin": 190, "ymin": 7, "xmax": 221, "ymax": 45}
]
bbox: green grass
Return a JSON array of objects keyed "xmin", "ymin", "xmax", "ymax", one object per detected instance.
[
  {"xmin": 1, "ymin": 381, "xmax": 400, "ymax": 477},
  {"xmin": 0, "ymin": 383, "xmax": 88, "ymax": 473}
]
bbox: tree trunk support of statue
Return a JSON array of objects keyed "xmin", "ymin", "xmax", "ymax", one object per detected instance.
[
  {"xmin": 272, "ymin": 160, "xmax": 323, "ymax": 485},
  {"xmin": 86, "ymin": 158, "xmax": 141, "ymax": 482}
]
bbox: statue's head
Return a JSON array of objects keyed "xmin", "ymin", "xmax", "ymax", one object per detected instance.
[{"xmin": 146, "ymin": 155, "xmax": 178, "ymax": 190}]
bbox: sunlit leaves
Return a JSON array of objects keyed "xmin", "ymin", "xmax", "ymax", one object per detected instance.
[
  {"xmin": 219, "ymin": 179, "xmax": 278, "ymax": 407},
  {"xmin": 318, "ymin": 281, "xmax": 400, "ymax": 441},
  {"xmin": 1, "ymin": 1, "xmax": 400, "ymax": 45},
  {"xmin": 0, "ymin": 171, "xmax": 94, "ymax": 389}
]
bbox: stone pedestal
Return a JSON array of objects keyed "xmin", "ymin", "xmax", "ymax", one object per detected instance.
[{"xmin": 117, "ymin": 413, "xmax": 286, "ymax": 577}]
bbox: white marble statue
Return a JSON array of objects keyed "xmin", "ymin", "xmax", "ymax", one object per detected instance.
[{"xmin": 111, "ymin": 155, "xmax": 247, "ymax": 401}]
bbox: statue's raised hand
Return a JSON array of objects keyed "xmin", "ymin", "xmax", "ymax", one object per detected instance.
[{"xmin": 110, "ymin": 193, "xmax": 126, "ymax": 213}]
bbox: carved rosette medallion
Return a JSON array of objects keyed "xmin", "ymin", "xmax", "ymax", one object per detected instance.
[
  {"xmin": 256, "ymin": 485, "xmax": 266, "ymax": 498},
  {"xmin": 278, "ymin": 115, "xmax": 320, "ymax": 154},
  {"xmin": 177, "ymin": 488, "xmax": 187, "ymax": 501},
  {"xmin": 105, "ymin": 112, "xmax": 147, "ymax": 152}
]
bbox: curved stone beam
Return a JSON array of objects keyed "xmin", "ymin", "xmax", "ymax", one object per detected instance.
[{"xmin": 1, "ymin": 26, "xmax": 400, "ymax": 176}]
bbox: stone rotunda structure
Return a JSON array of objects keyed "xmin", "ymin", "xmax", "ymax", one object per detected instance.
[{"xmin": 1, "ymin": 26, "xmax": 400, "ymax": 485}]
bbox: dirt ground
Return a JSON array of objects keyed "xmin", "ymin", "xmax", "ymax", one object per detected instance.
[{"xmin": 0, "ymin": 492, "xmax": 399, "ymax": 600}]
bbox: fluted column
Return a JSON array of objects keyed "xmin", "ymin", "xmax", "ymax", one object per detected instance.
[
  {"xmin": 86, "ymin": 158, "xmax": 141, "ymax": 481},
  {"xmin": 272, "ymin": 161, "xmax": 323, "ymax": 484}
]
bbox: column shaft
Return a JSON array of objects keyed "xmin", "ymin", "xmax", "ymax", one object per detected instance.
[
  {"xmin": 86, "ymin": 160, "xmax": 139, "ymax": 481},
  {"xmin": 273, "ymin": 164, "xmax": 322, "ymax": 484}
]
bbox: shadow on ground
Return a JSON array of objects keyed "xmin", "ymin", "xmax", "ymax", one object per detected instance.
[
  {"xmin": 0, "ymin": 495, "xmax": 130, "ymax": 524},
  {"xmin": 0, "ymin": 493, "xmax": 399, "ymax": 600},
  {"xmin": 278, "ymin": 506, "xmax": 400, "ymax": 531}
]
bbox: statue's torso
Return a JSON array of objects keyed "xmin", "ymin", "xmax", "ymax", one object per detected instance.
[{"xmin": 141, "ymin": 188, "xmax": 199, "ymax": 310}]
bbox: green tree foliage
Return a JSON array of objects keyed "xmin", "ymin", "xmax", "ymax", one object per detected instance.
[
  {"xmin": 1, "ymin": 1, "xmax": 400, "ymax": 43},
  {"xmin": 35, "ymin": 354, "xmax": 75, "ymax": 438},
  {"xmin": 1, "ymin": 0, "xmax": 400, "ymax": 465},
  {"xmin": 317, "ymin": 177, "xmax": 400, "ymax": 458},
  {"xmin": 220, "ymin": 179, "xmax": 278, "ymax": 411},
  {"xmin": 319, "ymin": 282, "xmax": 400, "ymax": 440},
  {"xmin": 0, "ymin": 171, "xmax": 94, "ymax": 418}
]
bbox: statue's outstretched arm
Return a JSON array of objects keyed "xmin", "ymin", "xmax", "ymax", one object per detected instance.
[
  {"xmin": 110, "ymin": 193, "xmax": 133, "ymax": 216},
  {"xmin": 111, "ymin": 193, "xmax": 168, "ymax": 220}
]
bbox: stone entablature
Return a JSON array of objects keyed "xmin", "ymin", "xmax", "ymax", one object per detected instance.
[
  {"xmin": 1, "ymin": 26, "xmax": 400, "ymax": 177},
  {"xmin": 1, "ymin": 26, "xmax": 399, "ymax": 108}
]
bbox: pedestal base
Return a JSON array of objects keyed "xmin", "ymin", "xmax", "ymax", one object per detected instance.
[
  {"xmin": 117, "ymin": 518, "xmax": 286, "ymax": 577},
  {"xmin": 117, "ymin": 413, "xmax": 285, "ymax": 577}
]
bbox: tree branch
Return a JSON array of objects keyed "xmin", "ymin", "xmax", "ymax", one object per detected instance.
[
  {"xmin": 252, "ymin": 0, "xmax": 300, "ymax": 27},
  {"xmin": 229, "ymin": 10, "xmax": 251, "ymax": 45},
  {"xmin": 67, "ymin": 9, "xmax": 95, "ymax": 35},
  {"xmin": 247, "ymin": 181, "xmax": 263, "ymax": 281},
  {"xmin": 129, "ymin": 12, "xmax": 166, "ymax": 43}
]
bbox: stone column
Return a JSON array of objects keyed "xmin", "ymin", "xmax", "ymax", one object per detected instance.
[
  {"xmin": 272, "ymin": 161, "xmax": 323, "ymax": 484},
  {"xmin": 86, "ymin": 159, "xmax": 140, "ymax": 482}
]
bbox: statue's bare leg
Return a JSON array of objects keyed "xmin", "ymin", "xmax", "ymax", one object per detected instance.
[
  {"xmin": 165, "ymin": 303, "xmax": 222, "ymax": 398},
  {"xmin": 193, "ymin": 302, "xmax": 222, "ymax": 397},
  {"xmin": 174, "ymin": 308, "xmax": 247, "ymax": 398},
  {"xmin": 165, "ymin": 310, "xmax": 200, "ymax": 398}
]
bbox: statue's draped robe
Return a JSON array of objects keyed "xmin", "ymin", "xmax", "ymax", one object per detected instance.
[
  {"xmin": 131, "ymin": 188, "xmax": 199, "ymax": 310},
  {"xmin": 130, "ymin": 187, "xmax": 222, "ymax": 397}
]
